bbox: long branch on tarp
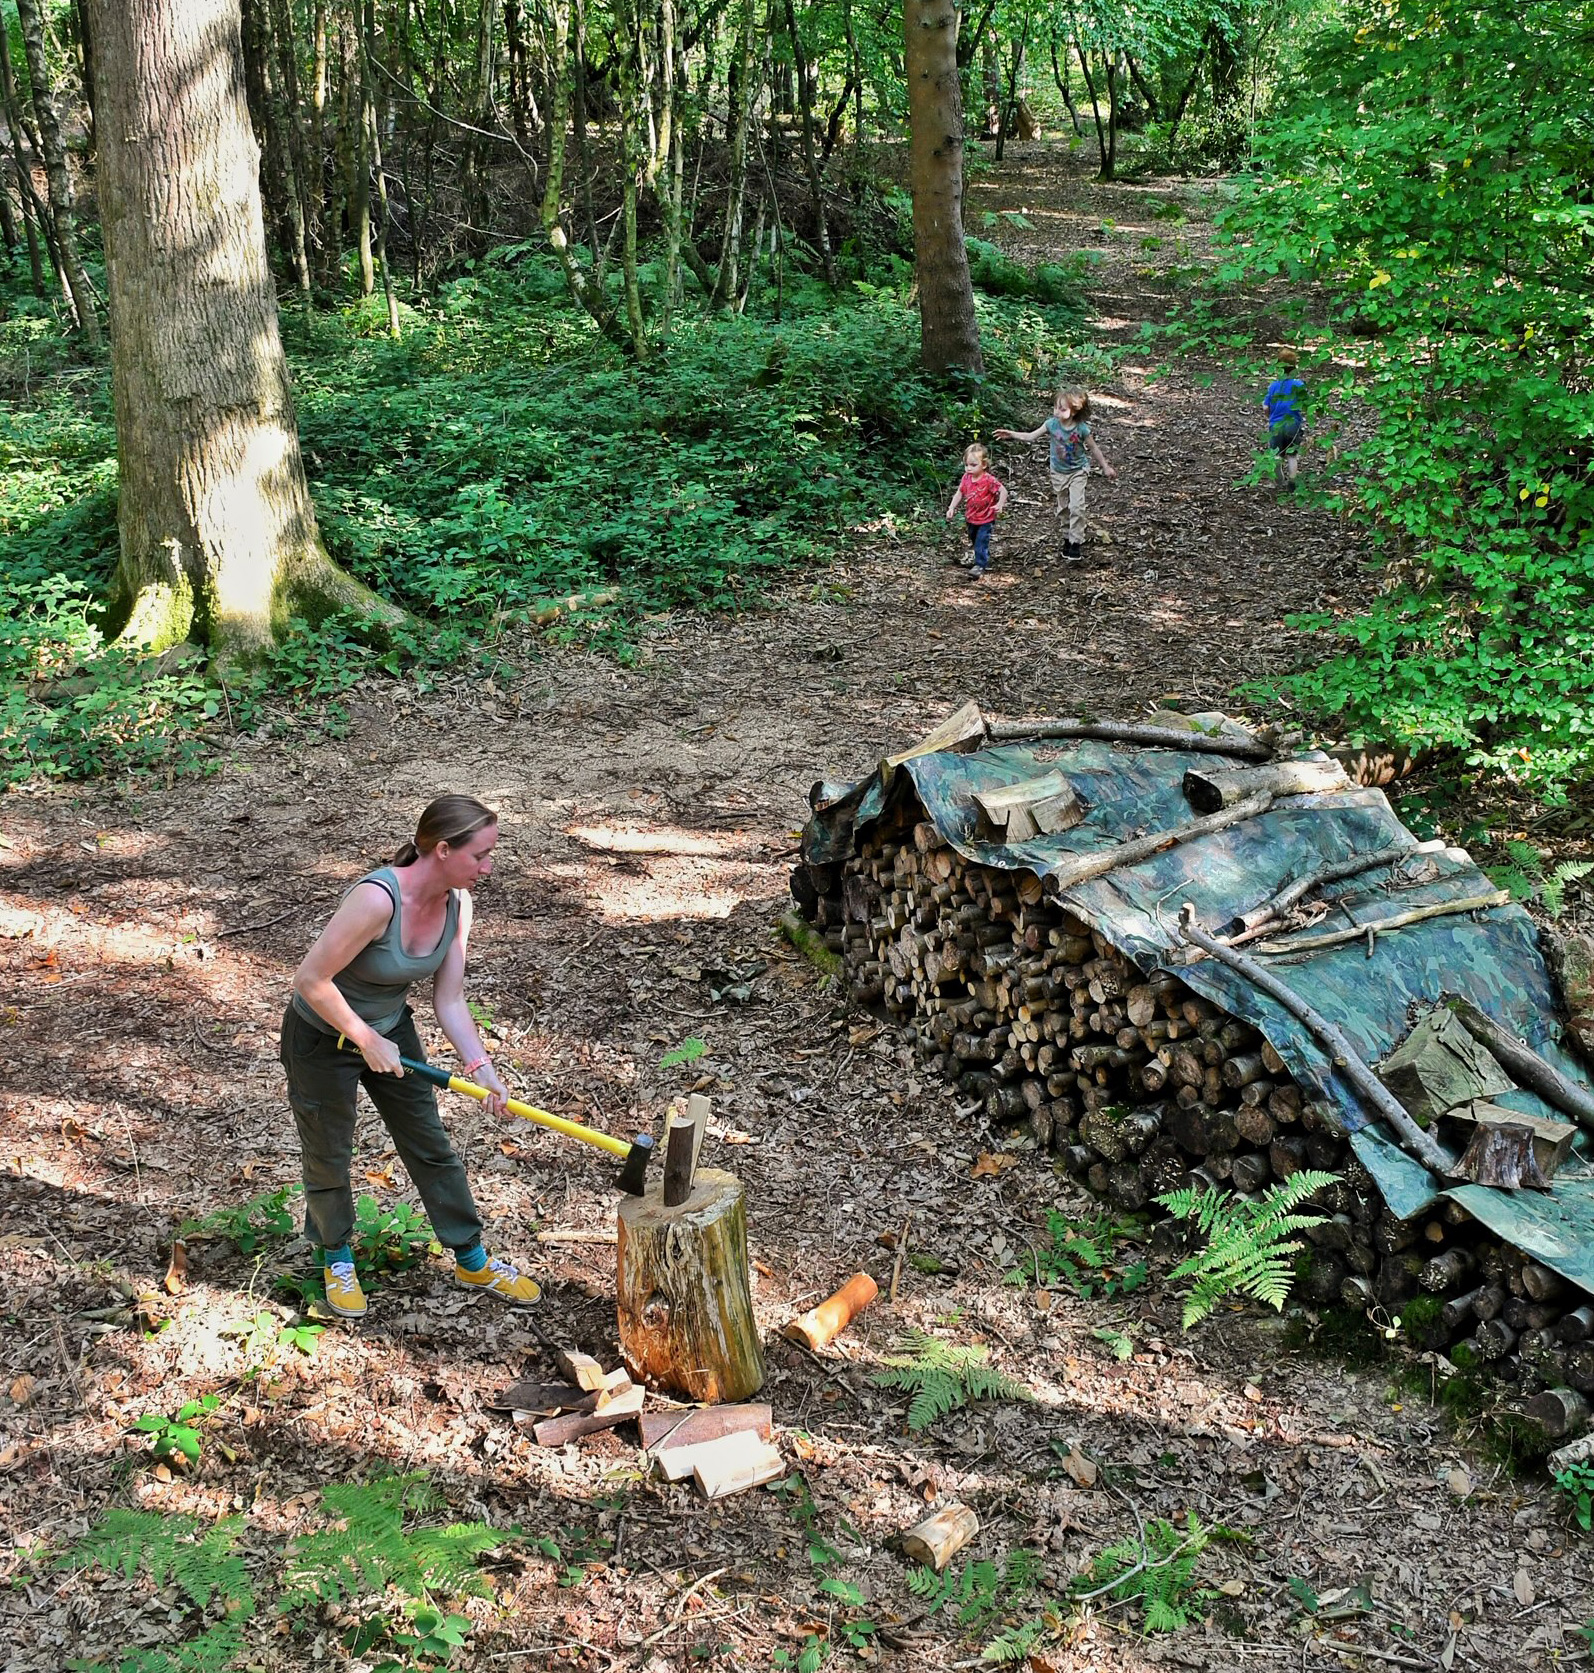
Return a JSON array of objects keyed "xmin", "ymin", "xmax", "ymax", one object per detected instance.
[{"xmin": 1175, "ymin": 904, "xmax": 1455, "ymax": 1175}]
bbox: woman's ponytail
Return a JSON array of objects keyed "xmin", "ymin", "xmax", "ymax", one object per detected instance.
[{"xmin": 393, "ymin": 795, "xmax": 497, "ymax": 866}]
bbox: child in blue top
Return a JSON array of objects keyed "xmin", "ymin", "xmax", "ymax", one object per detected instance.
[
  {"xmin": 1263, "ymin": 350, "xmax": 1306, "ymax": 490},
  {"xmin": 996, "ymin": 389, "xmax": 1116, "ymax": 562}
]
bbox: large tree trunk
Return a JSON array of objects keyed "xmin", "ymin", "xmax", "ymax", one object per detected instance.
[
  {"xmin": 903, "ymin": 0, "xmax": 981, "ymax": 374},
  {"xmin": 85, "ymin": 0, "xmax": 404, "ymax": 665},
  {"xmin": 14, "ymin": 0, "xmax": 99, "ymax": 343}
]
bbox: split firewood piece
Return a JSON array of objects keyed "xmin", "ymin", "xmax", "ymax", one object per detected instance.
[
  {"xmin": 1451, "ymin": 1119, "xmax": 1561, "ymax": 1191},
  {"xmin": 1378, "ymin": 1009, "xmax": 1515, "ymax": 1127},
  {"xmin": 558, "ymin": 1351, "xmax": 610, "ymax": 1393},
  {"xmin": 488, "ymin": 1380, "xmax": 587, "ymax": 1415},
  {"xmin": 973, "ymin": 771, "xmax": 1082, "ymax": 842},
  {"xmin": 1182, "ymin": 756, "xmax": 1349, "ymax": 814},
  {"xmin": 663, "ymin": 1110, "xmax": 698, "ymax": 1208},
  {"xmin": 686, "ymin": 1093, "xmax": 711, "ymax": 1178},
  {"xmin": 654, "ymin": 1406, "xmax": 778, "ymax": 1481},
  {"xmin": 1444, "ymin": 994, "xmax": 1594, "ymax": 1131},
  {"xmin": 782, "ymin": 1272, "xmax": 879, "ymax": 1351},
  {"xmin": 643, "ymin": 1401, "xmax": 774, "ymax": 1462},
  {"xmin": 531, "ymin": 1381, "xmax": 644, "ymax": 1447},
  {"xmin": 618, "ymin": 1167, "xmax": 764, "ymax": 1402},
  {"xmin": 883, "ymin": 700, "xmax": 987, "ymax": 775},
  {"xmin": 689, "ymin": 1428, "xmax": 784, "ymax": 1500},
  {"xmin": 900, "ymin": 1503, "xmax": 980, "ymax": 1570},
  {"xmin": 1523, "ymin": 1387, "xmax": 1590, "ymax": 1442}
]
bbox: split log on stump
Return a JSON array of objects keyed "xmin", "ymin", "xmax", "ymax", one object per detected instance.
[
  {"xmin": 1182, "ymin": 756, "xmax": 1349, "ymax": 815},
  {"xmin": 900, "ymin": 1503, "xmax": 980, "ymax": 1570},
  {"xmin": 617, "ymin": 1167, "xmax": 764, "ymax": 1403},
  {"xmin": 783, "ymin": 1272, "xmax": 878, "ymax": 1350}
]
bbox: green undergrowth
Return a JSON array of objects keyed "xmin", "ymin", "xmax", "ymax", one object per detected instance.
[
  {"xmin": 0, "ymin": 238, "xmax": 1091, "ymax": 790},
  {"xmin": 1153, "ymin": 0, "xmax": 1594, "ymax": 805},
  {"xmin": 58, "ymin": 1474, "xmax": 515, "ymax": 1672}
]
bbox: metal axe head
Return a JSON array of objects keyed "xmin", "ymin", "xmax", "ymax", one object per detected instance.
[{"xmin": 616, "ymin": 1133, "xmax": 655, "ymax": 1196}]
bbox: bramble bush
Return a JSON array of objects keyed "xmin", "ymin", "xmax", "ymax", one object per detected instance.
[
  {"xmin": 1209, "ymin": 0, "xmax": 1594, "ymax": 800},
  {"xmin": 0, "ymin": 238, "xmax": 1089, "ymax": 788}
]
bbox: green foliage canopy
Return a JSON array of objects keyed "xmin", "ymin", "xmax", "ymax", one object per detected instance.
[{"xmin": 1219, "ymin": 0, "xmax": 1594, "ymax": 795}]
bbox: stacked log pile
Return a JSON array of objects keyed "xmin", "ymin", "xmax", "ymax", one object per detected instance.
[{"xmin": 792, "ymin": 795, "xmax": 1594, "ymax": 1413}]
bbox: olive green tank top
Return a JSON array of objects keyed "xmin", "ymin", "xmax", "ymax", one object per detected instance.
[{"xmin": 292, "ymin": 867, "xmax": 461, "ymax": 1036}]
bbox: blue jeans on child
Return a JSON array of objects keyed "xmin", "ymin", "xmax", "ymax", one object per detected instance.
[{"xmin": 966, "ymin": 520, "xmax": 993, "ymax": 571}]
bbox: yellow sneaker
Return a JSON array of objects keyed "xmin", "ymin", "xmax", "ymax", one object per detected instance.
[
  {"xmin": 454, "ymin": 1253, "xmax": 540, "ymax": 1307},
  {"xmin": 323, "ymin": 1259, "xmax": 367, "ymax": 1319}
]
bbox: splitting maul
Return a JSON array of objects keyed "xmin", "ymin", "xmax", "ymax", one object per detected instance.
[{"xmin": 339, "ymin": 1037, "xmax": 655, "ymax": 1193}]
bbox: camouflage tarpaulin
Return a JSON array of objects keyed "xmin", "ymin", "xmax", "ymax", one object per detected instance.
[{"xmin": 803, "ymin": 733, "xmax": 1594, "ymax": 1296}]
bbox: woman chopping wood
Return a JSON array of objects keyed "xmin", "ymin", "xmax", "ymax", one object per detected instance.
[{"xmin": 280, "ymin": 793, "xmax": 540, "ymax": 1319}]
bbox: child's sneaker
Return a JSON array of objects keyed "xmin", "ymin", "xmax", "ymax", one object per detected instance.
[
  {"xmin": 455, "ymin": 1253, "xmax": 541, "ymax": 1307},
  {"xmin": 965, "ymin": 566, "xmax": 987, "ymax": 583},
  {"xmin": 323, "ymin": 1260, "xmax": 367, "ymax": 1319}
]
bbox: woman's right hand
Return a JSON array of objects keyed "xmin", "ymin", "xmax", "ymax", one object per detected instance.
[{"xmin": 359, "ymin": 1033, "xmax": 405, "ymax": 1076}]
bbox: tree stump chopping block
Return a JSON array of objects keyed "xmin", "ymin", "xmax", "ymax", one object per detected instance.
[{"xmin": 617, "ymin": 1167, "xmax": 765, "ymax": 1403}]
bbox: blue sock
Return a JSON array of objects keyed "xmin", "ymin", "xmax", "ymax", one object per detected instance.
[
  {"xmin": 455, "ymin": 1241, "xmax": 488, "ymax": 1272},
  {"xmin": 322, "ymin": 1243, "xmax": 353, "ymax": 1267}
]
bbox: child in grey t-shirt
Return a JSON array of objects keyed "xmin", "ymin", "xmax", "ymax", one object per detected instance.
[{"xmin": 996, "ymin": 389, "xmax": 1117, "ymax": 561}]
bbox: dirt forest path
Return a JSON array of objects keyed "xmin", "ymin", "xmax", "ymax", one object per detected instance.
[{"xmin": 1, "ymin": 148, "xmax": 1586, "ymax": 1672}]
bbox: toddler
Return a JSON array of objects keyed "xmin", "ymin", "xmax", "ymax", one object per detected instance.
[
  {"xmin": 944, "ymin": 443, "xmax": 1008, "ymax": 583},
  {"xmin": 1263, "ymin": 349, "xmax": 1306, "ymax": 489},
  {"xmin": 996, "ymin": 389, "xmax": 1116, "ymax": 561}
]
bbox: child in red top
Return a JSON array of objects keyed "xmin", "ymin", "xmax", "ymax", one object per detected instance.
[{"xmin": 945, "ymin": 443, "xmax": 1008, "ymax": 582}]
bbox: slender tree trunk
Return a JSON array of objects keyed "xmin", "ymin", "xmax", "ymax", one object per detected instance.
[
  {"xmin": 1049, "ymin": 31, "xmax": 1084, "ymax": 136},
  {"xmin": 571, "ymin": 0, "xmax": 600, "ymax": 264},
  {"xmin": 1103, "ymin": 53, "xmax": 1119, "ymax": 177},
  {"xmin": 1165, "ymin": 47, "xmax": 1205, "ymax": 154},
  {"xmin": 903, "ymin": 0, "xmax": 981, "ymax": 374},
  {"xmin": 84, "ymin": 0, "xmax": 403, "ymax": 664},
  {"xmin": 14, "ymin": 0, "xmax": 99, "ymax": 343},
  {"xmin": 712, "ymin": 0, "xmax": 757, "ymax": 308},
  {"xmin": 783, "ymin": 0, "xmax": 834, "ymax": 285},
  {"xmin": 362, "ymin": 0, "xmax": 399, "ymax": 333},
  {"xmin": 844, "ymin": 0, "xmax": 862, "ymax": 147},
  {"xmin": 462, "ymin": 0, "xmax": 499, "ymax": 254},
  {"xmin": 72, "ymin": 0, "xmax": 95, "ymax": 150},
  {"xmin": 0, "ymin": 156, "xmax": 18, "ymax": 253},
  {"xmin": 269, "ymin": 0, "xmax": 315, "ymax": 283},
  {"xmin": 1124, "ymin": 52, "xmax": 1161, "ymax": 120},
  {"xmin": 1077, "ymin": 40, "xmax": 1111, "ymax": 179},
  {"xmin": 0, "ymin": 29, "xmax": 46, "ymax": 294},
  {"xmin": 538, "ymin": 0, "xmax": 631, "ymax": 348},
  {"xmin": 616, "ymin": 0, "xmax": 646, "ymax": 356}
]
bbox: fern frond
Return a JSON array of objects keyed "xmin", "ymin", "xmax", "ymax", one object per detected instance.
[
  {"xmin": 875, "ymin": 1334, "xmax": 1033, "ymax": 1431},
  {"xmin": 980, "ymin": 1616, "xmax": 1046, "ymax": 1663},
  {"xmin": 61, "ymin": 1510, "xmax": 194, "ymax": 1582}
]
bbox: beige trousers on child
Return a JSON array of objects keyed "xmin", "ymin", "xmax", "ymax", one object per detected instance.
[{"xmin": 1049, "ymin": 467, "xmax": 1089, "ymax": 545}]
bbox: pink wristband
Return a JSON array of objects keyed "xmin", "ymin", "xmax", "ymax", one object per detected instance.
[{"xmin": 461, "ymin": 1056, "xmax": 491, "ymax": 1078}]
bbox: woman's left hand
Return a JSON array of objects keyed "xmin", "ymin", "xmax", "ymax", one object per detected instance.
[{"xmin": 476, "ymin": 1063, "xmax": 510, "ymax": 1118}]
